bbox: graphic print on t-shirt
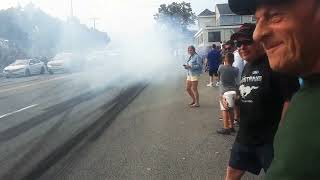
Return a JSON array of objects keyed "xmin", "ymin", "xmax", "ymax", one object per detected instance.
[
  {"xmin": 239, "ymin": 85, "xmax": 259, "ymax": 98},
  {"xmin": 239, "ymin": 73, "xmax": 262, "ymax": 100},
  {"xmin": 252, "ymin": 70, "xmax": 260, "ymax": 75}
]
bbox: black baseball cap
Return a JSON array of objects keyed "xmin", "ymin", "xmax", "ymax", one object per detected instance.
[
  {"xmin": 228, "ymin": 0, "xmax": 291, "ymax": 15},
  {"xmin": 230, "ymin": 23, "xmax": 256, "ymax": 41}
]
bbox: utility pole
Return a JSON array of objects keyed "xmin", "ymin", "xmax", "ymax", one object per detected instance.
[
  {"xmin": 70, "ymin": 0, "xmax": 74, "ymax": 17},
  {"xmin": 90, "ymin": 18, "xmax": 99, "ymax": 30}
]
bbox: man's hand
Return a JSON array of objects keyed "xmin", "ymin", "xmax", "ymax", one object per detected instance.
[{"xmin": 221, "ymin": 97, "xmax": 229, "ymax": 110}]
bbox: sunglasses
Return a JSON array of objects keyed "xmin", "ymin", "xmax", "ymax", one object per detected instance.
[
  {"xmin": 225, "ymin": 47, "xmax": 232, "ymax": 51},
  {"xmin": 236, "ymin": 40, "xmax": 253, "ymax": 48}
]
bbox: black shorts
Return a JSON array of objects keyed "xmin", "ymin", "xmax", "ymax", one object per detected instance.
[
  {"xmin": 208, "ymin": 69, "xmax": 218, "ymax": 77},
  {"xmin": 229, "ymin": 143, "xmax": 274, "ymax": 175}
]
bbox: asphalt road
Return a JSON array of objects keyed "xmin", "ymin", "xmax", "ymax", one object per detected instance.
[
  {"xmin": 38, "ymin": 72, "xmax": 263, "ymax": 180},
  {"xmin": 0, "ymin": 72, "xmax": 147, "ymax": 180},
  {"xmin": 0, "ymin": 65, "xmax": 264, "ymax": 180}
]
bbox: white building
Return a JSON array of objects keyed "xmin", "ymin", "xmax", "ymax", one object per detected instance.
[{"xmin": 194, "ymin": 4, "xmax": 256, "ymax": 49}]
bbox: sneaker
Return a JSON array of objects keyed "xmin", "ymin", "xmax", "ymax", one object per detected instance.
[
  {"xmin": 217, "ymin": 128, "xmax": 231, "ymax": 135},
  {"xmin": 229, "ymin": 127, "xmax": 236, "ymax": 133},
  {"xmin": 234, "ymin": 119, "xmax": 240, "ymax": 126},
  {"xmin": 206, "ymin": 83, "xmax": 213, "ymax": 87},
  {"xmin": 215, "ymin": 82, "xmax": 220, "ymax": 87},
  {"xmin": 190, "ymin": 104, "xmax": 200, "ymax": 108},
  {"xmin": 188, "ymin": 102, "xmax": 195, "ymax": 106}
]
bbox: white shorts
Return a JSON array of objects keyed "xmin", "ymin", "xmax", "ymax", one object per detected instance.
[
  {"xmin": 220, "ymin": 91, "xmax": 236, "ymax": 111},
  {"xmin": 187, "ymin": 75, "xmax": 199, "ymax": 81}
]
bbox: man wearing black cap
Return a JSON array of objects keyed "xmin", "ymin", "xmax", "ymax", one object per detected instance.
[
  {"xmin": 225, "ymin": 23, "xmax": 299, "ymax": 180},
  {"xmin": 228, "ymin": 0, "xmax": 320, "ymax": 179}
]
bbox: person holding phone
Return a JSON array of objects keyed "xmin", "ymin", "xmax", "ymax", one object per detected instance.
[{"xmin": 184, "ymin": 46, "xmax": 203, "ymax": 107}]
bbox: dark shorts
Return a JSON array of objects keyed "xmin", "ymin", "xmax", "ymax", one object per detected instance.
[
  {"xmin": 208, "ymin": 69, "xmax": 218, "ymax": 77},
  {"xmin": 229, "ymin": 143, "xmax": 274, "ymax": 175}
]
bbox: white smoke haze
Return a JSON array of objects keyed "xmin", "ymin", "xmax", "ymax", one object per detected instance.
[
  {"xmin": 71, "ymin": 1, "xmax": 192, "ymax": 89},
  {"xmin": 1, "ymin": 1, "xmax": 194, "ymax": 88},
  {"xmin": 78, "ymin": 29, "xmax": 187, "ymax": 90}
]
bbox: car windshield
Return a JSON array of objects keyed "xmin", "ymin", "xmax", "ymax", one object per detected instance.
[{"xmin": 12, "ymin": 60, "xmax": 28, "ymax": 65}]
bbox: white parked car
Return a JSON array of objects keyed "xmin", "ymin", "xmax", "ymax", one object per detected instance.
[
  {"xmin": 47, "ymin": 53, "xmax": 84, "ymax": 74},
  {"xmin": 3, "ymin": 59, "xmax": 46, "ymax": 78}
]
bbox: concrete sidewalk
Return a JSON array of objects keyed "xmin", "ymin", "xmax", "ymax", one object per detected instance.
[{"xmin": 40, "ymin": 73, "xmax": 263, "ymax": 180}]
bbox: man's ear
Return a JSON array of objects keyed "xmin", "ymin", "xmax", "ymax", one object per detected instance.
[{"xmin": 314, "ymin": 1, "xmax": 320, "ymax": 24}]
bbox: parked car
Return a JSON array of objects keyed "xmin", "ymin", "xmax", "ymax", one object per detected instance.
[
  {"xmin": 47, "ymin": 53, "xmax": 84, "ymax": 74},
  {"xmin": 3, "ymin": 59, "xmax": 46, "ymax": 78}
]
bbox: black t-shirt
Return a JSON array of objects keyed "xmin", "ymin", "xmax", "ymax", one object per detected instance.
[{"xmin": 236, "ymin": 55, "xmax": 300, "ymax": 145}]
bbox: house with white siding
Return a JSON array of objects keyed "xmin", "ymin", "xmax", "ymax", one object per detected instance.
[{"xmin": 194, "ymin": 4, "xmax": 256, "ymax": 49}]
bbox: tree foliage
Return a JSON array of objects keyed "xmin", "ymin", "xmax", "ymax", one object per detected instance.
[
  {"xmin": 0, "ymin": 3, "xmax": 110, "ymax": 68},
  {"xmin": 154, "ymin": 2, "xmax": 196, "ymax": 31}
]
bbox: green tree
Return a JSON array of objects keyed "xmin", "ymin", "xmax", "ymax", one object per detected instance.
[{"xmin": 154, "ymin": 2, "xmax": 196, "ymax": 31}]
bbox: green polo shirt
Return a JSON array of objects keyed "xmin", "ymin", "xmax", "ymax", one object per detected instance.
[{"xmin": 266, "ymin": 76, "xmax": 320, "ymax": 179}]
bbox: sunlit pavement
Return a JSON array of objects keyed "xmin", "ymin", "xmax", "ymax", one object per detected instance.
[{"xmin": 38, "ymin": 74, "xmax": 263, "ymax": 180}]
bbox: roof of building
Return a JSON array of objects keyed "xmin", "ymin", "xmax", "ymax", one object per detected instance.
[
  {"xmin": 216, "ymin": 4, "xmax": 235, "ymax": 15},
  {"xmin": 198, "ymin": 9, "xmax": 215, "ymax": 16}
]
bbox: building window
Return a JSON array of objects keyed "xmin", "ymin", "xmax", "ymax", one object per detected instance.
[
  {"xmin": 251, "ymin": 16, "xmax": 256, "ymax": 22},
  {"xmin": 232, "ymin": 16, "xmax": 241, "ymax": 24},
  {"xmin": 219, "ymin": 15, "xmax": 241, "ymax": 25},
  {"xmin": 208, "ymin": 31, "xmax": 221, "ymax": 42}
]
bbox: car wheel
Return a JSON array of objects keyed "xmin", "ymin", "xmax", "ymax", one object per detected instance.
[
  {"xmin": 5, "ymin": 75, "xmax": 10, "ymax": 79},
  {"xmin": 25, "ymin": 69, "xmax": 30, "ymax": 77},
  {"xmin": 49, "ymin": 70, "xmax": 54, "ymax": 75},
  {"xmin": 40, "ymin": 67, "xmax": 45, "ymax": 74}
]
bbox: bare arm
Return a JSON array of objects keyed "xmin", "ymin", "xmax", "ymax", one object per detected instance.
[{"xmin": 204, "ymin": 58, "xmax": 208, "ymax": 71}]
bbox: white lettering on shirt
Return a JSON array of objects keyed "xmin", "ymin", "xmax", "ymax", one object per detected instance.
[{"xmin": 240, "ymin": 76, "xmax": 263, "ymax": 84}]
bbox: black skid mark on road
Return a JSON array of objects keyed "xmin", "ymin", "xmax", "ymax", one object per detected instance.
[
  {"xmin": 0, "ymin": 108, "xmax": 75, "ymax": 180},
  {"xmin": 0, "ymin": 86, "xmax": 114, "ymax": 143},
  {"xmin": 19, "ymin": 83, "xmax": 148, "ymax": 180}
]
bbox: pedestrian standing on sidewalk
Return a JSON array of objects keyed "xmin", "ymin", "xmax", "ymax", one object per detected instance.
[
  {"xmin": 224, "ymin": 40, "xmax": 246, "ymax": 123},
  {"xmin": 216, "ymin": 53, "xmax": 239, "ymax": 135},
  {"xmin": 184, "ymin": 45, "xmax": 202, "ymax": 108},
  {"xmin": 228, "ymin": 0, "xmax": 320, "ymax": 179},
  {"xmin": 223, "ymin": 41, "xmax": 235, "ymax": 54},
  {"xmin": 205, "ymin": 44, "xmax": 221, "ymax": 87},
  {"xmin": 224, "ymin": 23, "xmax": 299, "ymax": 180}
]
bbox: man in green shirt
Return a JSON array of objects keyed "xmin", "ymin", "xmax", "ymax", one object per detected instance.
[{"xmin": 228, "ymin": 0, "xmax": 320, "ymax": 179}]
